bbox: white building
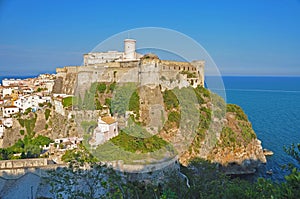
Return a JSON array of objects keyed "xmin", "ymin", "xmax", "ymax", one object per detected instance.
[
  {"xmin": 0, "ymin": 120, "xmax": 4, "ymax": 138},
  {"xmin": 14, "ymin": 94, "xmax": 51, "ymax": 113},
  {"xmin": 2, "ymin": 78, "xmax": 22, "ymax": 87},
  {"xmin": 90, "ymin": 116, "xmax": 118, "ymax": 148},
  {"xmin": 54, "ymin": 137, "xmax": 83, "ymax": 150},
  {"xmin": 2, "ymin": 118, "xmax": 13, "ymax": 128},
  {"xmin": 83, "ymin": 39, "xmax": 141, "ymax": 66},
  {"xmin": 2, "ymin": 87, "xmax": 13, "ymax": 98},
  {"xmin": 3, "ymin": 106, "xmax": 19, "ymax": 117}
]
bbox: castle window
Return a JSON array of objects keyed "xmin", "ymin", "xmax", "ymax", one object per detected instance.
[
  {"xmin": 183, "ymin": 67, "xmax": 185, "ymax": 70},
  {"xmin": 179, "ymin": 67, "xmax": 181, "ymax": 70},
  {"xmin": 174, "ymin": 67, "xmax": 175, "ymax": 70}
]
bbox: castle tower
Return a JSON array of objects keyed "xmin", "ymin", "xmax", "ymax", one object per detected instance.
[
  {"xmin": 124, "ymin": 39, "xmax": 136, "ymax": 60},
  {"xmin": 191, "ymin": 60, "xmax": 205, "ymax": 87}
]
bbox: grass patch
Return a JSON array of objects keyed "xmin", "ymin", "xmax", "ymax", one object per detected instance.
[
  {"xmin": 45, "ymin": 109, "xmax": 51, "ymax": 120},
  {"xmin": 227, "ymin": 104, "xmax": 248, "ymax": 121}
]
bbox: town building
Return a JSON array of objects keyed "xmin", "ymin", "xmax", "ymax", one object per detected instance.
[
  {"xmin": 90, "ymin": 116, "xmax": 118, "ymax": 148},
  {"xmin": 3, "ymin": 106, "xmax": 19, "ymax": 117}
]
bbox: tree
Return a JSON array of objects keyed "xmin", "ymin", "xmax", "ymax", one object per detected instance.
[{"xmin": 44, "ymin": 148, "xmax": 128, "ymax": 198}]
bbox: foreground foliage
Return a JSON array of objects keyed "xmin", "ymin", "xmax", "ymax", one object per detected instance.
[{"xmin": 45, "ymin": 143, "xmax": 300, "ymax": 199}]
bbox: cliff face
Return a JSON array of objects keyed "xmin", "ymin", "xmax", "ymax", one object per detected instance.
[
  {"xmin": 207, "ymin": 109, "xmax": 266, "ymax": 174},
  {"xmin": 155, "ymin": 87, "xmax": 266, "ymax": 174}
]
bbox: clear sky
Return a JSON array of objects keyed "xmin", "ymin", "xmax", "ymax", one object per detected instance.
[{"xmin": 0, "ymin": 0, "xmax": 299, "ymax": 76}]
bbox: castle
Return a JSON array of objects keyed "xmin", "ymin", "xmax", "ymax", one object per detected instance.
[{"xmin": 55, "ymin": 39, "xmax": 205, "ymax": 96}]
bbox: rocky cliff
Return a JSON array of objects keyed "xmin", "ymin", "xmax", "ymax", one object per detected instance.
[{"xmin": 154, "ymin": 86, "xmax": 266, "ymax": 174}]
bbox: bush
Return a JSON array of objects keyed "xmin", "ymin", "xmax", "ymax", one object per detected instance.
[
  {"xmin": 227, "ymin": 104, "xmax": 248, "ymax": 121},
  {"xmin": 62, "ymin": 96, "xmax": 74, "ymax": 108},
  {"xmin": 97, "ymin": 83, "xmax": 107, "ymax": 93},
  {"xmin": 19, "ymin": 130, "xmax": 25, "ymax": 135},
  {"xmin": 24, "ymin": 108, "xmax": 32, "ymax": 115},
  {"xmin": 110, "ymin": 131, "xmax": 168, "ymax": 153},
  {"xmin": 45, "ymin": 109, "xmax": 51, "ymax": 120},
  {"xmin": 163, "ymin": 90, "xmax": 179, "ymax": 110},
  {"xmin": 109, "ymin": 82, "xmax": 116, "ymax": 92},
  {"xmin": 168, "ymin": 111, "xmax": 181, "ymax": 124},
  {"xmin": 129, "ymin": 91, "xmax": 140, "ymax": 117}
]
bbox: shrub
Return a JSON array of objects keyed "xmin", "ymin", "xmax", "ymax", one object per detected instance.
[
  {"xmin": 62, "ymin": 96, "xmax": 74, "ymax": 108},
  {"xmin": 129, "ymin": 91, "xmax": 140, "ymax": 117},
  {"xmin": 227, "ymin": 104, "xmax": 248, "ymax": 121},
  {"xmin": 97, "ymin": 83, "xmax": 107, "ymax": 93},
  {"xmin": 45, "ymin": 109, "xmax": 51, "ymax": 120},
  {"xmin": 163, "ymin": 90, "xmax": 179, "ymax": 110},
  {"xmin": 19, "ymin": 130, "xmax": 25, "ymax": 135}
]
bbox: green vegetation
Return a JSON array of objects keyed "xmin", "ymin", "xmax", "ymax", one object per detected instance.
[
  {"xmin": 199, "ymin": 106, "xmax": 211, "ymax": 129},
  {"xmin": 227, "ymin": 104, "xmax": 248, "ymax": 121},
  {"xmin": 219, "ymin": 127, "xmax": 238, "ymax": 147},
  {"xmin": 44, "ymin": 161, "xmax": 127, "ymax": 199},
  {"xmin": 105, "ymin": 98, "xmax": 111, "ymax": 107},
  {"xmin": 44, "ymin": 108, "xmax": 51, "ymax": 120},
  {"xmin": 110, "ymin": 131, "xmax": 167, "ymax": 153},
  {"xmin": 44, "ymin": 148, "xmax": 300, "ymax": 199},
  {"xmin": 179, "ymin": 70, "xmax": 197, "ymax": 78},
  {"xmin": 97, "ymin": 82, "xmax": 107, "ymax": 93},
  {"xmin": 239, "ymin": 121, "xmax": 257, "ymax": 144},
  {"xmin": 62, "ymin": 144, "xmax": 97, "ymax": 164},
  {"xmin": 284, "ymin": 143, "xmax": 300, "ymax": 163},
  {"xmin": 81, "ymin": 120, "xmax": 97, "ymax": 133},
  {"xmin": 18, "ymin": 113, "xmax": 37, "ymax": 137},
  {"xmin": 167, "ymin": 111, "xmax": 181, "ymax": 128},
  {"xmin": 109, "ymin": 81, "xmax": 116, "ymax": 92},
  {"xmin": 24, "ymin": 107, "xmax": 32, "ymax": 115},
  {"xmin": 24, "ymin": 116, "xmax": 37, "ymax": 137},
  {"xmin": 111, "ymin": 83, "xmax": 138, "ymax": 115},
  {"xmin": 19, "ymin": 130, "xmax": 25, "ymax": 135},
  {"xmin": 163, "ymin": 89, "xmax": 179, "ymax": 110},
  {"xmin": 62, "ymin": 96, "xmax": 75, "ymax": 108},
  {"xmin": 0, "ymin": 135, "xmax": 53, "ymax": 160},
  {"xmin": 129, "ymin": 90, "xmax": 140, "ymax": 119},
  {"xmin": 194, "ymin": 85, "xmax": 210, "ymax": 98}
]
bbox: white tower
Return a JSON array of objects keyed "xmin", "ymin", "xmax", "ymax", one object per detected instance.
[{"xmin": 124, "ymin": 39, "xmax": 136, "ymax": 60}]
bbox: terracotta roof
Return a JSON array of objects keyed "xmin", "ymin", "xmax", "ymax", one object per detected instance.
[
  {"xmin": 4, "ymin": 105, "xmax": 18, "ymax": 108},
  {"xmin": 101, "ymin": 116, "xmax": 116, "ymax": 124}
]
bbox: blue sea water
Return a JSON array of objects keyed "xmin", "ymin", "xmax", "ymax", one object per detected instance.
[
  {"xmin": 222, "ymin": 76, "xmax": 300, "ymax": 181},
  {"xmin": 1, "ymin": 75, "xmax": 299, "ymax": 181}
]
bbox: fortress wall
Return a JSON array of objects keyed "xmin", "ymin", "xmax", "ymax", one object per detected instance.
[
  {"xmin": 105, "ymin": 156, "xmax": 179, "ymax": 173},
  {"xmin": 161, "ymin": 60, "xmax": 196, "ymax": 71},
  {"xmin": 0, "ymin": 164, "xmax": 66, "ymax": 179},
  {"xmin": 65, "ymin": 66, "xmax": 80, "ymax": 73},
  {"xmin": 0, "ymin": 158, "xmax": 48, "ymax": 169},
  {"xmin": 120, "ymin": 61, "xmax": 139, "ymax": 68}
]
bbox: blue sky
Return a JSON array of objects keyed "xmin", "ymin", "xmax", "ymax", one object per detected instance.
[{"xmin": 0, "ymin": 0, "xmax": 299, "ymax": 76}]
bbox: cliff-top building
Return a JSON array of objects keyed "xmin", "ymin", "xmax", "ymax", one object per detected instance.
[{"xmin": 55, "ymin": 39, "xmax": 205, "ymax": 95}]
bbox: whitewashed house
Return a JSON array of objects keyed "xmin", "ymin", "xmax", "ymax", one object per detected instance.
[
  {"xmin": 53, "ymin": 96, "xmax": 65, "ymax": 116},
  {"xmin": 0, "ymin": 120, "xmax": 4, "ymax": 138},
  {"xmin": 90, "ymin": 116, "xmax": 118, "ymax": 148},
  {"xmin": 14, "ymin": 94, "xmax": 51, "ymax": 113},
  {"xmin": 3, "ymin": 106, "xmax": 19, "ymax": 117},
  {"xmin": 54, "ymin": 137, "xmax": 83, "ymax": 150},
  {"xmin": 3, "ymin": 118, "xmax": 13, "ymax": 127},
  {"xmin": 2, "ymin": 78, "xmax": 22, "ymax": 87},
  {"xmin": 2, "ymin": 87, "xmax": 13, "ymax": 98}
]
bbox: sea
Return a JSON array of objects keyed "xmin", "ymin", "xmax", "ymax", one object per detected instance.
[
  {"xmin": 222, "ymin": 76, "xmax": 300, "ymax": 182},
  {"xmin": 0, "ymin": 75, "xmax": 299, "ymax": 182}
]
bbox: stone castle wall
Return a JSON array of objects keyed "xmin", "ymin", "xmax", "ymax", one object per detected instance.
[{"xmin": 55, "ymin": 57, "xmax": 205, "ymax": 96}]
